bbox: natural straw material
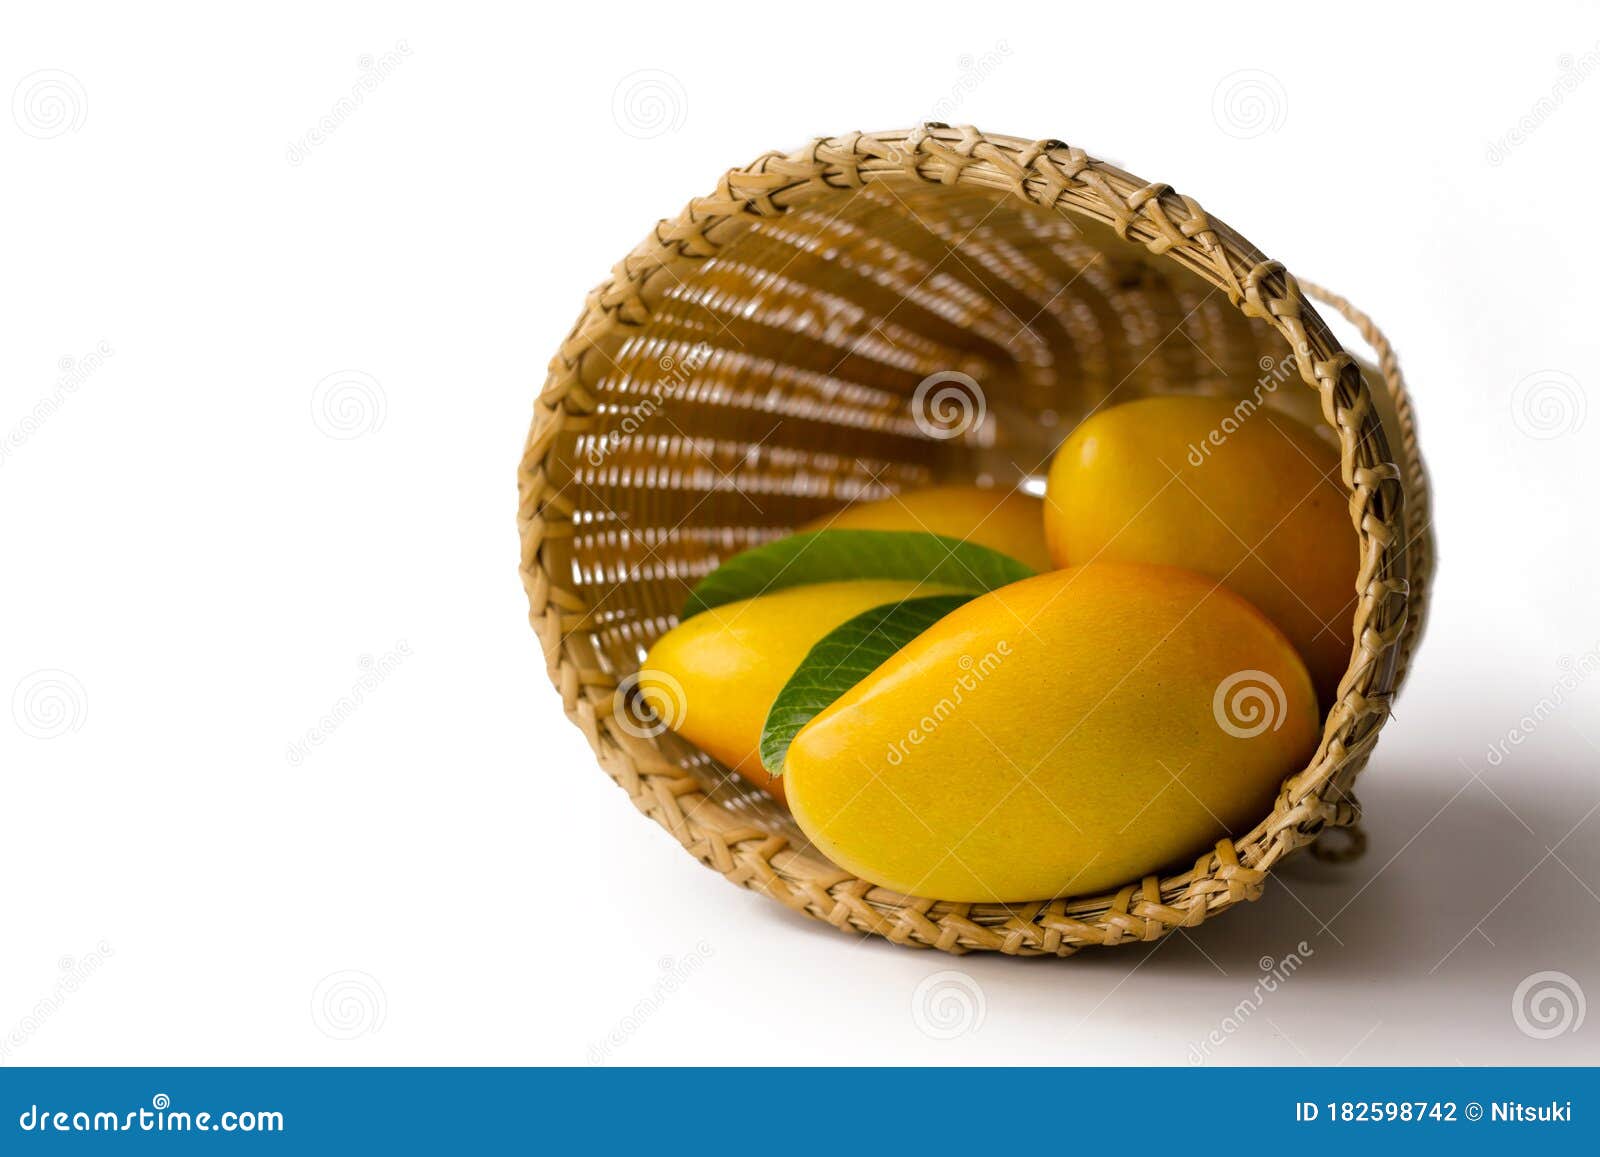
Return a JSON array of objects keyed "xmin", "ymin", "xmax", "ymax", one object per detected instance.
[{"xmin": 518, "ymin": 125, "xmax": 1433, "ymax": 955}]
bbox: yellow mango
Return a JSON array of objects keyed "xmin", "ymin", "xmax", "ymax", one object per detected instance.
[
  {"xmin": 803, "ymin": 485, "xmax": 1052, "ymax": 573},
  {"xmin": 784, "ymin": 563, "xmax": 1318, "ymax": 901},
  {"xmin": 638, "ymin": 580, "xmax": 957, "ymax": 803},
  {"xmin": 1044, "ymin": 396, "xmax": 1358, "ymax": 704}
]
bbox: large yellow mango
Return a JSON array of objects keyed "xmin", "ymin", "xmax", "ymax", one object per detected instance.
[
  {"xmin": 803, "ymin": 485, "xmax": 1052, "ymax": 573},
  {"xmin": 783, "ymin": 563, "xmax": 1318, "ymax": 901},
  {"xmin": 1044, "ymin": 396, "xmax": 1358, "ymax": 703},
  {"xmin": 638, "ymin": 580, "xmax": 957, "ymax": 803}
]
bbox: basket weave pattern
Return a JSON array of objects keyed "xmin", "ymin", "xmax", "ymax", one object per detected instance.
[{"xmin": 518, "ymin": 126, "xmax": 1433, "ymax": 955}]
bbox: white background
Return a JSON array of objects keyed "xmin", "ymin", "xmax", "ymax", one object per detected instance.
[{"xmin": 3, "ymin": 1, "xmax": 1597, "ymax": 1067}]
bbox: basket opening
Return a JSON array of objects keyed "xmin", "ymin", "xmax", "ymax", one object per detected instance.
[{"xmin": 550, "ymin": 176, "xmax": 1369, "ymax": 829}]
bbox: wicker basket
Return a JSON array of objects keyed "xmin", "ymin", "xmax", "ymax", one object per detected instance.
[{"xmin": 517, "ymin": 125, "xmax": 1433, "ymax": 956}]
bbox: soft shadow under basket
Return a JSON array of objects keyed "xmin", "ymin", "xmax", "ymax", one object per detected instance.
[{"xmin": 518, "ymin": 125, "xmax": 1434, "ymax": 956}]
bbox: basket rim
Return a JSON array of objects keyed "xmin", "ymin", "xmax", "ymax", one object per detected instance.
[{"xmin": 517, "ymin": 124, "xmax": 1423, "ymax": 955}]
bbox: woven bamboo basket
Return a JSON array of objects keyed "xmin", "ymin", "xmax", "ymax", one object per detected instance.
[{"xmin": 518, "ymin": 125, "xmax": 1433, "ymax": 956}]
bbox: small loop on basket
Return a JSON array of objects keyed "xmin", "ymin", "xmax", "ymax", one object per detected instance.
[{"xmin": 1310, "ymin": 823, "xmax": 1368, "ymax": 864}]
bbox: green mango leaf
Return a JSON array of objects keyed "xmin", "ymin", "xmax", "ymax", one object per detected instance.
[
  {"xmin": 759, "ymin": 594, "xmax": 974, "ymax": 776},
  {"xmin": 681, "ymin": 530, "xmax": 1034, "ymax": 620}
]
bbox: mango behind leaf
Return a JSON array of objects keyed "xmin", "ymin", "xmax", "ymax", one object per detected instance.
[
  {"xmin": 1044, "ymin": 396, "xmax": 1359, "ymax": 704},
  {"xmin": 803, "ymin": 486, "xmax": 1052, "ymax": 573},
  {"xmin": 784, "ymin": 563, "xmax": 1318, "ymax": 901},
  {"xmin": 638, "ymin": 580, "xmax": 959, "ymax": 803}
]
